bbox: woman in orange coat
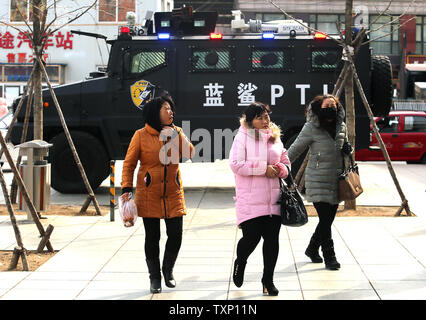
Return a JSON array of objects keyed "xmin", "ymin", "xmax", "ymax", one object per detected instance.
[{"xmin": 121, "ymin": 94, "xmax": 194, "ymax": 293}]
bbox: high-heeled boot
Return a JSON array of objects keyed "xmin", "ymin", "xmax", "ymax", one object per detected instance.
[
  {"xmin": 321, "ymin": 239, "xmax": 341, "ymax": 270},
  {"xmin": 261, "ymin": 275, "xmax": 279, "ymax": 296},
  {"xmin": 232, "ymin": 259, "xmax": 247, "ymax": 288},
  {"xmin": 162, "ymin": 252, "xmax": 178, "ymax": 288},
  {"xmin": 305, "ymin": 233, "xmax": 323, "ymax": 263},
  {"xmin": 146, "ymin": 258, "xmax": 162, "ymax": 293}
]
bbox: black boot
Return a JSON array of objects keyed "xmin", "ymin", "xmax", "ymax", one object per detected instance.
[
  {"xmin": 305, "ymin": 234, "xmax": 323, "ymax": 263},
  {"xmin": 232, "ymin": 259, "xmax": 246, "ymax": 288},
  {"xmin": 146, "ymin": 258, "xmax": 162, "ymax": 293},
  {"xmin": 261, "ymin": 276, "xmax": 279, "ymax": 296},
  {"xmin": 321, "ymin": 239, "xmax": 341, "ymax": 270},
  {"xmin": 162, "ymin": 252, "xmax": 178, "ymax": 288}
]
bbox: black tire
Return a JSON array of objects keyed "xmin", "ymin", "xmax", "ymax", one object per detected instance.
[
  {"xmin": 48, "ymin": 131, "xmax": 110, "ymax": 193},
  {"xmin": 371, "ymin": 55, "xmax": 393, "ymax": 117}
]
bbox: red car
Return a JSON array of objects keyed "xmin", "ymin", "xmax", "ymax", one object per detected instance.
[{"xmin": 355, "ymin": 111, "xmax": 426, "ymax": 164}]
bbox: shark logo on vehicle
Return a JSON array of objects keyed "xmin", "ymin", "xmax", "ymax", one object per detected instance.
[{"xmin": 130, "ymin": 80, "xmax": 155, "ymax": 110}]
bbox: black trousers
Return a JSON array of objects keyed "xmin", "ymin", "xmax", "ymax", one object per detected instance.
[
  {"xmin": 236, "ymin": 215, "xmax": 281, "ymax": 281},
  {"xmin": 313, "ymin": 202, "xmax": 339, "ymax": 242},
  {"xmin": 142, "ymin": 217, "xmax": 183, "ymax": 260}
]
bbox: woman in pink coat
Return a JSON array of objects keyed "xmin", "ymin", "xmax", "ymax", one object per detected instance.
[{"xmin": 229, "ymin": 102, "xmax": 291, "ymax": 296}]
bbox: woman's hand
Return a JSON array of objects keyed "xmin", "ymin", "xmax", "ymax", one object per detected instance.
[
  {"xmin": 121, "ymin": 192, "xmax": 132, "ymax": 201},
  {"xmin": 266, "ymin": 165, "xmax": 279, "ymax": 178}
]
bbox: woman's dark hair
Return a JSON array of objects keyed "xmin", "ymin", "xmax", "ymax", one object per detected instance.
[
  {"xmin": 142, "ymin": 94, "xmax": 175, "ymax": 132},
  {"xmin": 242, "ymin": 102, "xmax": 271, "ymax": 126},
  {"xmin": 308, "ymin": 94, "xmax": 342, "ymax": 117}
]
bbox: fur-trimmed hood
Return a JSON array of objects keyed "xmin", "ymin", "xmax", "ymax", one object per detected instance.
[{"xmin": 239, "ymin": 117, "xmax": 282, "ymax": 143}]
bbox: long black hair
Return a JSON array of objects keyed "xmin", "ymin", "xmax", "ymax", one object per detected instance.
[{"xmin": 142, "ymin": 94, "xmax": 175, "ymax": 132}]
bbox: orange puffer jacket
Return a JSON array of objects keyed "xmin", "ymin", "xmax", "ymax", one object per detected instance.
[{"xmin": 121, "ymin": 124, "xmax": 194, "ymax": 219}]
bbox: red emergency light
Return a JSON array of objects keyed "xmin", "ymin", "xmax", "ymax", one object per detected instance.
[
  {"xmin": 209, "ymin": 33, "xmax": 223, "ymax": 40},
  {"xmin": 120, "ymin": 26, "xmax": 130, "ymax": 34},
  {"xmin": 314, "ymin": 32, "xmax": 327, "ymax": 40}
]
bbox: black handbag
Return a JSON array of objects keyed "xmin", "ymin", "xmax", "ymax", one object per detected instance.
[{"xmin": 277, "ymin": 171, "xmax": 308, "ymax": 227}]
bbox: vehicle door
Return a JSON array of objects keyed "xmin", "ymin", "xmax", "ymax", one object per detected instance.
[
  {"xmin": 397, "ymin": 114, "xmax": 426, "ymax": 161},
  {"xmin": 108, "ymin": 43, "xmax": 176, "ymax": 159},
  {"xmin": 370, "ymin": 115, "xmax": 401, "ymax": 160}
]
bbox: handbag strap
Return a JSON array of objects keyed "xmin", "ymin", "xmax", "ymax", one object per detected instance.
[
  {"xmin": 341, "ymin": 148, "xmax": 356, "ymax": 172},
  {"xmin": 281, "ymin": 165, "xmax": 297, "ymax": 189}
]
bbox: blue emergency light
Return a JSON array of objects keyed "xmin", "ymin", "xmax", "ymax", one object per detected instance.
[
  {"xmin": 262, "ymin": 32, "xmax": 275, "ymax": 39},
  {"xmin": 157, "ymin": 33, "xmax": 171, "ymax": 40}
]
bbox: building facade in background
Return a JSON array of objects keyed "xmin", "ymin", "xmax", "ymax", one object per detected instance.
[{"xmin": 0, "ymin": 0, "xmax": 173, "ymax": 105}]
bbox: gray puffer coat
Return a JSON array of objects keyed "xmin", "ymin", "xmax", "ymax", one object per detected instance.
[{"xmin": 288, "ymin": 105, "xmax": 348, "ymax": 204}]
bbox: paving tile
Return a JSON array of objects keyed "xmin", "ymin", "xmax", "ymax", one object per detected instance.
[
  {"xmin": 0, "ymin": 288, "xmax": 82, "ymax": 300},
  {"xmin": 76, "ymin": 289, "xmax": 153, "ymax": 300},
  {"xmin": 228, "ymin": 290, "xmax": 303, "ymax": 300},
  {"xmin": 299, "ymin": 280, "xmax": 372, "ymax": 290},
  {"xmin": 12, "ymin": 279, "xmax": 90, "ymax": 291},
  {"xmin": 25, "ymin": 271, "xmax": 97, "ymax": 281},
  {"xmin": 361, "ymin": 264, "xmax": 426, "ymax": 281},
  {"xmin": 0, "ymin": 272, "xmax": 31, "ymax": 288},
  {"xmin": 302, "ymin": 289, "xmax": 379, "ymax": 300},
  {"xmin": 151, "ymin": 290, "xmax": 228, "ymax": 300},
  {"xmin": 371, "ymin": 280, "xmax": 426, "ymax": 300}
]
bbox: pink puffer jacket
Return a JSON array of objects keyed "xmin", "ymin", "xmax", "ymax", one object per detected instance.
[{"xmin": 229, "ymin": 122, "xmax": 291, "ymax": 226}]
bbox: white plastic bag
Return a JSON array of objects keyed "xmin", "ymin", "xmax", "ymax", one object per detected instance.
[{"xmin": 118, "ymin": 193, "xmax": 138, "ymax": 227}]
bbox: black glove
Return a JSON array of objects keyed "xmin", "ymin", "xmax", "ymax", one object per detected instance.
[
  {"xmin": 121, "ymin": 187, "xmax": 133, "ymax": 195},
  {"xmin": 342, "ymin": 141, "xmax": 353, "ymax": 155}
]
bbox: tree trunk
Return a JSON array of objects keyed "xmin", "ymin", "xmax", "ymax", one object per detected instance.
[
  {"xmin": 344, "ymin": 0, "xmax": 356, "ymax": 210},
  {"xmin": 32, "ymin": 0, "xmax": 43, "ymax": 145}
]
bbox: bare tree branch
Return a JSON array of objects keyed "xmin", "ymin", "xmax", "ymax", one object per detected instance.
[
  {"xmin": 0, "ymin": 20, "xmax": 27, "ymax": 35},
  {"xmin": 362, "ymin": 16, "xmax": 416, "ymax": 46},
  {"xmin": 267, "ymin": 0, "xmax": 344, "ymax": 46},
  {"xmin": 15, "ymin": 0, "xmax": 34, "ymax": 34},
  {"xmin": 366, "ymin": 0, "xmax": 416, "ymax": 35},
  {"xmin": 368, "ymin": 0, "xmax": 394, "ymax": 27},
  {"xmin": 44, "ymin": 0, "xmax": 97, "ymax": 34}
]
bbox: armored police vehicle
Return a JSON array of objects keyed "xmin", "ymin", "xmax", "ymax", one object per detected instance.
[{"xmin": 10, "ymin": 8, "xmax": 392, "ymax": 193}]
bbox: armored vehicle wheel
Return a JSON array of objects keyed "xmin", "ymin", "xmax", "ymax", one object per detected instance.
[
  {"xmin": 371, "ymin": 55, "xmax": 393, "ymax": 117},
  {"xmin": 48, "ymin": 131, "xmax": 110, "ymax": 193}
]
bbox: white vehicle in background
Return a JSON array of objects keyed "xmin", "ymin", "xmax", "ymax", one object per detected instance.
[{"xmin": 0, "ymin": 108, "xmax": 18, "ymax": 171}]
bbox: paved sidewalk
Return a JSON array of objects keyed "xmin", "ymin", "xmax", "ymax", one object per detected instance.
[{"xmin": 0, "ymin": 161, "xmax": 425, "ymax": 300}]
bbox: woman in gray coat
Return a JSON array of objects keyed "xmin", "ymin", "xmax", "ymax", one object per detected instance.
[{"xmin": 287, "ymin": 94, "xmax": 352, "ymax": 270}]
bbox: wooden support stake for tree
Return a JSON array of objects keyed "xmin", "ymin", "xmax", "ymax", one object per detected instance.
[
  {"xmin": 35, "ymin": 56, "xmax": 102, "ymax": 216},
  {"xmin": 8, "ymin": 246, "xmax": 28, "ymax": 271},
  {"xmin": 0, "ymin": 164, "xmax": 29, "ymax": 271},
  {"xmin": 341, "ymin": 40, "xmax": 413, "ymax": 216},
  {"xmin": 37, "ymin": 224, "xmax": 54, "ymax": 253},
  {"xmin": 0, "ymin": 130, "xmax": 55, "ymax": 251}
]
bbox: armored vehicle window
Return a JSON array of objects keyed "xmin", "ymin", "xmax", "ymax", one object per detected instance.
[
  {"xmin": 130, "ymin": 50, "xmax": 166, "ymax": 74},
  {"xmin": 311, "ymin": 48, "xmax": 340, "ymax": 72},
  {"xmin": 191, "ymin": 48, "xmax": 234, "ymax": 72},
  {"xmin": 250, "ymin": 49, "xmax": 293, "ymax": 72}
]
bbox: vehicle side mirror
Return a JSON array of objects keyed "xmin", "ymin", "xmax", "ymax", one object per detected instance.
[{"xmin": 123, "ymin": 52, "xmax": 131, "ymax": 74}]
